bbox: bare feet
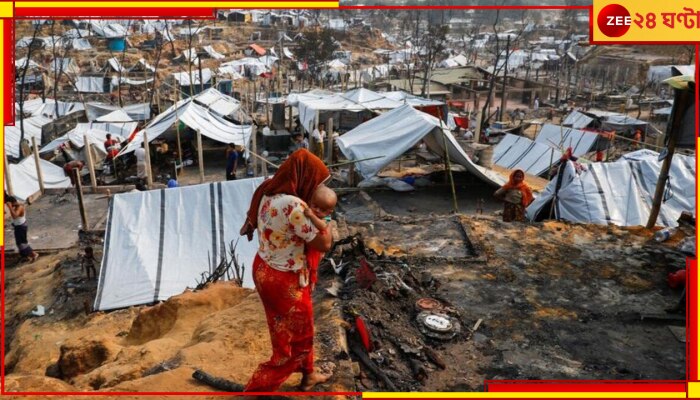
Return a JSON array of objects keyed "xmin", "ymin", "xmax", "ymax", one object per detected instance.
[
  {"xmin": 29, "ymin": 252, "xmax": 39, "ymax": 262},
  {"xmin": 299, "ymin": 370, "xmax": 332, "ymax": 391}
]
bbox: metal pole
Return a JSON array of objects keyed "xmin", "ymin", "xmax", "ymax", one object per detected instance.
[
  {"xmin": 196, "ymin": 129, "xmax": 205, "ymax": 183},
  {"xmin": 4, "ymin": 152, "xmax": 14, "ymax": 196},
  {"xmin": 31, "ymin": 137, "xmax": 45, "ymax": 194},
  {"xmin": 74, "ymin": 168, "xmax": 89, "ymax": 230},
  {"xmin": 143, "ymin": 130, "xmax": 154, "ymax": 187},
  {"xmin": 83, "ymin": 135, "xmax": 97, "ymax": 192}
]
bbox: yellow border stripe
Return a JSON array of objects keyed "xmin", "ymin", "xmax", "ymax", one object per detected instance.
[
  {"xmin": 0, "ymin": 2, "xmax": 12, "ymax": 17},
  {"xmin": 363, "ymin": 393, "xmax": 687, "ymax": 399},
  {"xmin": 16, "ymin": 1, "xmax": 338, "ymax": 8}
]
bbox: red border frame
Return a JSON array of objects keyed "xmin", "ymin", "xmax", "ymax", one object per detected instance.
[{"xmin": 2, "ymin": 2, "xmax": 698, "ymax": 397}]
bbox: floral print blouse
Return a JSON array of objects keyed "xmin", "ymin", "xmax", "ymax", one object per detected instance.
[{"xmin": 257, "ymin": 194, "xmax": 319, "ymax": 272}]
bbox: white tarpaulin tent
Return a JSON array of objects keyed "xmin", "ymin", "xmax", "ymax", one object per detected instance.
[
  {"xmin": 76, "ymin": 76, "xmax": 106, "ymax": 93},
  {"xmin": 172, "ymin": 68, "xmax": 213, "ymax": 86},
  {"xmin": 203, "ymin": 45, "xmax": 225, "ymax": 60},
  {"xmin": 336, "ymin": 104, "xmax": 505, "ymax": 186},
  {"xmin": 383, "ymin": 91, "xmax": 445, "ymax": 107},
  {"xmin": 562, "ymin": 110, "xmax": 594, "ymax": 129},
  {"xmin": 493, "ymin": 134, "xmax": 561, "ymax": 177},
  {"xmin": 119, "ymin": 88, "xmax": 252, "ymax": 156},
  {"xmin": 535, "ymin": 124, "xmax": 599, "ymax": 157},
  {"xmin": 8, "ymin": 156, "xmax": 72, "ymax": 201},
  {"xmin": 40, "ymin": 118, "xmax": 136, "ymax": 155},
  {"xmin": 94, "ymin": 177, "xmax": 264, "ymax": 311},
  {"xmin": 296, "ymin": 88, "xmax": 403, "ymax": 133},
  {"xmin": 526, "ymin": 150, "xmax": 696, "ymax": 227},
  {"xmin": 86, "ymin": 103, "xmax": 151, "ymax": 122},
  {"xmin": 5, "ymin": 115, "xmax": 52, "ymax": 158}
]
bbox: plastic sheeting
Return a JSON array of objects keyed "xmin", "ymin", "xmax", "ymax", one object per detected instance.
[
  {"xmin": 562, "ymin": 110, "xmax": 594, "ymax": 129},
  {"xmin": 15, "ymin": 57, "xmax": 41, "ymax": 70},
  {"xmin": 296, "ymin": 88, "xmax": 403, "ymax": 133},
  {"xmin": 94, "ymin": 177, "xmax": 264, "ymax": 311},
  {"xmin": 203, "ymin": 45, "xmax": 225, "ymax": 60},
  {"xmin": 5, "ymin": 115, "xmax": 52, "ymax": 158},
  {"xmin": 336, "ymin": 104, "xmax": 505, "ymax": 187},
  {"xmin": 534, "ymin": 124, "xmax": 599, "ymax": 157},
  {"xmin": 76, "ymin": 76, "xmax": 106, "ymax": 93},
  {"xmin": 119, "ymin": 89, "xmax": 253, "ymax": 156},
  {"xmin": 8, "ymin": 156, "xmax": 72, "ymax": 201},
  {"xmin": 86, "ymin": 103, "xmax": 151, "ymax": 122},
  {"xmin": 172, "ymin": 68, "xmax": 212, "ymax": 86},
  {"xmin": 194, "ymin": 87, "xmax": 242, "ymax": 117},
  {"xmin": 70, "ymin": 38, "xmax": 92, "ymax": 50},
  {"xmin": 383, "ymin": 91, "xmax": 445, "ymax": 107},
  {"xmin": 526, "ymin": 150, "xmax": 696, "ymax": 227},
  {"xmin": 493, "ymin": 134, "xmax": 561, "ymax": 177},
  {"xmin": 90, "ymin": 21, "xmax": 128, "ymax": 38}
]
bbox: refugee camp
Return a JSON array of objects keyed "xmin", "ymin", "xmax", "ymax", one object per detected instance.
[{"xmin": 4, "ymin": 4, "xmax": 696, "ymax": 394}]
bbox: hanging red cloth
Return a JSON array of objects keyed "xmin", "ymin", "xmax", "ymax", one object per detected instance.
[{"xmin": 244, "ymin": 254, "xmax": 315, "ymax": 392}]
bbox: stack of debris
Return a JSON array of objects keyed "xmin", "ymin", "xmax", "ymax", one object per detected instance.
[{"xmin": 327, "ymin": 235, "xmax": 480, "ymax": 391}]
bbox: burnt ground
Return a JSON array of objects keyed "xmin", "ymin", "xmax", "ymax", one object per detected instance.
[{"xmin": 332, "ymin": 188, "xmax": 688, "ymax": 391}]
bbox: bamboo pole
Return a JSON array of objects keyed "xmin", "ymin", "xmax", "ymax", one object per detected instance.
[
  {"xmin": 31, "ymin": 137, "xmax": 45, "ymax": 194},
  {"xmin": 174, "ymin": 89, "xmax": 184, "ymax": 177},
  {"xmin": 252, "ymin": 126, "xmax": 258, "ymax": 176},
  {"xmin": 196, "ymin": 129, "xmax": 205, "ymax": 183},
  {"xmin": 646, "ymin": 86, "xmax": 690, "ymax": 229},
  {"xmin": 4, "ymin": 152, "xmax": 14, "ymax": 196},
  {"xmin": 326, "ymin": 117, "xmax": 334, "ymax": 164},
  {"xmin": 74, "ymin": 168, "xmax": 89, "ymax": 230},
  {"xmin": 442, "ymin": 134, "xmax": 459, "ymax": 214},
  {"xmin": 83, "ymin": 135, "xmax": 97, "ymax": 191},
  {"xmin": 143, "ymin": 130, "xmax": 154, "ymax": 187}
]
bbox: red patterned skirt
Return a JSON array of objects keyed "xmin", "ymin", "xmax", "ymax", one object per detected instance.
[{"xmin": 244, "ymin": 254, "xmax": 314, "ymax": 392}]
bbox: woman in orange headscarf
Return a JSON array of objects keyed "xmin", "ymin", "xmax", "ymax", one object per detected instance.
[
  {"xmin": 240, "ymin": 149, "xmax": 333, "ymax": 392},
  {"xmin": 494, "ymin": 169, "xmax": 534, "ymax": 222}
]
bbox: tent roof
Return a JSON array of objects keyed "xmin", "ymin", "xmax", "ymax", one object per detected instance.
[
  {"xmin": 8, "ymin": 156, "xmax": 72, "ymax": 201},
  {"xmin": 382, "ymin": 91, "xmax": 445, "ymax": 107},
  {"xmin": 96, "ymin": 109, "xmax": 133, "ymax": 122},
  {"xmin": 5, "ymin": 115, "xmax": 52, "ymax": 158},
  {"xmin": 172, "ymin": 68, "xmax": 213, "ymax": 86},
  {"xmin": 562, "ymin": 110, "xmax": 595, "ymax": 129},
  {"xmin": 535, "ymin": 124, "xmax": 599, "ymax": 156},
  {"xmin": 295, "ymin": 88, "xmax": 404, "ymax": 133},
  {"xmin": 85, "ymin": 102, "xmax": 151, "ymax": 122},
  {"xmin": 94, "ymin": 177, "xmax": 264, "ymax": 311},
  {"xmin": 493, "ymin": 134, "xmax": 561, "ymax": 177},
  {"xmin": 336, "ymin": 104, "xmax": 505, "ymax": 186},
  {"xmin": 118, "ymin": 88, "xmax": 252, "ymax": 156}
]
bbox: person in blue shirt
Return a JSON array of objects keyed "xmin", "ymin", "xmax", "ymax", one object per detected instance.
[{"xmin": 226, "ymin": 143, "xmax": 239, "ymax": 181}]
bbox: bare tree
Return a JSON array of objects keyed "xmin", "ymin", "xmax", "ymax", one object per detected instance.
[
  {"xmin": 17, "ymin": 21, "xmax": 44, "ymax": 148},
  {"xmin": 478, "ymin": 8, "xmax": 528, "ymax": 136},
  {"xmin": 419, "ymin": 24, "xmax": 449, "ymax": 97}
]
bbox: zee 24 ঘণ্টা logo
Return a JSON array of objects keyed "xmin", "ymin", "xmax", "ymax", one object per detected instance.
[{"xmin": 597, "ymin": 3, "xmax": 633, "ymax": 37}]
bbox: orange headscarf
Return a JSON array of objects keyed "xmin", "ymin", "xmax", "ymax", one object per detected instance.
[
  {"xmin": 501, "ymin": 169, "xmax": 534, "ymax": 207},
  {"xmin": 241, "ymin": 149, "xmax": 330, "ymax": 240}
]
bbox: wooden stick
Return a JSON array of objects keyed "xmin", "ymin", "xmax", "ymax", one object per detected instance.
[
  {"xmin": 196, "ymin": 129, "xmax": 205, "ymax": 183},
  {"xmin": 251, "ymin": 125, "xmax": 258, "ymax": 176},
  {"xmin": 326, "ymin": 117, "xmax": 334, "ymax": 164},
  {"xmin": 4, "ymin": 151, "xmax": 14, "ymax": 196},
  {"xmin": 143, "ymin": 130, "xmax": 154, "ymax": 187},
  {"xmin": 83, "ymin": 134, "xmax": 97, "ymax": 191},
  {"xmin": 31, "ymin": 137, "xmax": 45, "ymax": 194},
  {"xmin": 74, "ymin": 168, "xmax": 89, "ymax": 230}
]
